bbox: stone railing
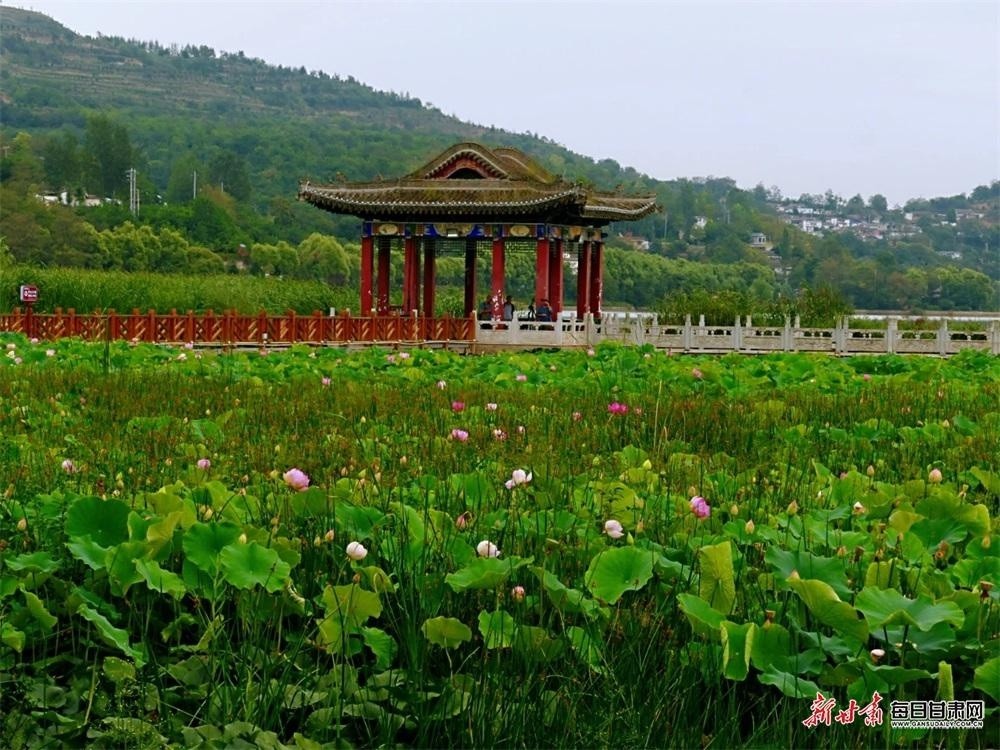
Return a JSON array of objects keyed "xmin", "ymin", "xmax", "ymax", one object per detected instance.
[{"xmin": 474, "ymin": 314, "xmax": 1000, "ymax": 356}]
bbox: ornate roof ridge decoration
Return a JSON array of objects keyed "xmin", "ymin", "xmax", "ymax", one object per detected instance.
[{"xmin": 300, "ymin": 142, "xmax": 658, "ymax": 226}]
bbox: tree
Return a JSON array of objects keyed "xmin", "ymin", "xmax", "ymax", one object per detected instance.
[
  {"xmin": 41, "ymin": 130, "xmax": 82, "ymax": 193},
  {"xmin": 208, "ymin": 150, "xmax": 252, "ymax": 202},
  {"xmin": 845, "ymin": 194, "xmax": 865, "ymax": 215},
  {"xmin": 83, "ymin": 114, "xmax": 135, "ymax": 199},
  {"xmin": 165, "ymin": 154, "xmax": 205, "ymax": 204},
  {"xmin": 296, "ymin": 233, "xmax": 350, "ymax": 284},
  {"xmin": 868, "ymin": 194, "xmax": 888, "ymax": 213}
]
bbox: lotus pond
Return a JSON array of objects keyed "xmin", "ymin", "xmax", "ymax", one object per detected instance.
[{"xmin": 0, "ymin": 335, "xmax": 997, "ymax": 748}]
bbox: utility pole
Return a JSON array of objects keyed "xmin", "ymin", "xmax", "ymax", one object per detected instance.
[{"xmin": 127, "ymin": 168, "xmax": 139, "ymax": 216}]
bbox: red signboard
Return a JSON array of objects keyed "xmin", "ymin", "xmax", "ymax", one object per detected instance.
[{"xmin": 19, "ymin": 285, "xmax": 38, "ymax": 303}]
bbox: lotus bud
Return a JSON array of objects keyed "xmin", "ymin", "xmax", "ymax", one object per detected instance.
[
  {"xmin": 745, "ymin": 519, "xmax": 755, "ymax": 534},
  {"xmin": 324, "ymin": 529, "xmax": 335, "ymax": 543},
  {"xmin": 476, "ymin": 540, "xmax": 500, "ymax": 558},
  {"xmin": 16, "ymin": 517, "xmax": 27, "ymax": 531},
  {"xmin": 788, "ymin": 569, "xmax": 801, "ymax": 581},
  {"xmin": 928, "ymin": 468, "xmax": 943, "ymax": 484},
  {"xmin": 787, "ymin": 500, "xmax": 799, "ymax": 515},
  {"xmin": 313, "ymin": 536, "xmax": 323, "ymax": 547},
  {"xmin": 729, "ymin": 504, "xmax": 739, "ymax": 516},
  {"xmin": 866, "ymin": 465, "xmax": 875, "ymax": 477},
  {"xmin": 853, "ymin": 501, "xmax": 866, "ymax": 515},
  {"xmin": 836, "ymin": 545, "xmax": 847, "ymax": 557},
  {"xmin": 346, "ymin": 541, "xmax": 368, "ymax": 561},
  {"xmin": 238, "ymin": 533, "xmax": 247, "ymax": 544},
  {"xmin": 870, "ymin": 648, "xmax": 885, "ymax": 663},
  {"xmin": 511, "ymin": 585, "xmax": 526, "ymax": 602}
]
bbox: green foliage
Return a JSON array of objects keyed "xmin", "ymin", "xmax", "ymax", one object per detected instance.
[
  {"xmin": 0, "ymin": 264, "xmax": 353, "ymax": 314},
  {"xmin": 1, "ymin": 9, "xmax": 995, "ymax": 312}
]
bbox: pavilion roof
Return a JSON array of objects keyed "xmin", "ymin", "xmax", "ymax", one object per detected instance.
[{"xmin": 298, "ymin": 143, "xmax": 659, "ymax": 226}]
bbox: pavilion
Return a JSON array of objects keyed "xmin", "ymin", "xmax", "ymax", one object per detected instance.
[{"xmin": 298, "ymin": 142, "xmax": 658, "ymax": 322}]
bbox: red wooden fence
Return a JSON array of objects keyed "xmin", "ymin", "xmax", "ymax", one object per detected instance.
[{"xmin": 0, "ymin": 308, "xmax": 475, "ymax": 345}]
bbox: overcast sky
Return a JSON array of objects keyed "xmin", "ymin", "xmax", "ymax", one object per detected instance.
[{"xmin": 9, "ymin": 0, "xmax": 1000, "ymax": 206}]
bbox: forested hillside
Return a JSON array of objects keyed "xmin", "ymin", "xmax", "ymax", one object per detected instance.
[{"xmin": 1, "ymin": 7, "xmax": 997, "ymax": 312}]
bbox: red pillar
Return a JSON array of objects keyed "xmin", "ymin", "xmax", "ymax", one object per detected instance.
[
  {"xmin": 491, "ymin": 237, "xmax": 505, "ymax": 313},
  {"xmin": 463, "ymin": 238, "xmax": 477, "ymax": 318},
  {"xmin": 576, "ymin": 239, "xmax": 591, "ymax": 320},
  {"xmin": 535, "ymin": 237, "xmax": 550, "ymax": 307},
  {"xmin": 360, "ymin": 235, "xmax": 374, "ymax": 315},
  {"xmin": 403, "ymin": 236, "xmax": 418, "ymax": 314},
  {"xmin": 548, "ymin": 238, "xmax": 564, "ymax": 315},
  {"xmin": 376, "ymin": 237, "xmax": 391, "ymax": 315},
  {"xmin": 422, "ymin": 238, "xmax": 436, "ymax": 318},
  {"xmin": 589, "ymin": 239, "xmax": 604, "ymax": 319}
]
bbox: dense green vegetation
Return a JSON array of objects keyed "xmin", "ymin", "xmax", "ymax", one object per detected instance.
[
  {"xmin": 0, "ymin": 338, "xmax": 997, "ymax": 748},
  {"xmin": 1, "ymin": 6, "xmax": 997, "ymax": 316}
]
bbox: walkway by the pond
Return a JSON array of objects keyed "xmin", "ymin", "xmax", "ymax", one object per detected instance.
[{"xmin": 1, "ymin": 308, "xmax": 997, "ymax": 356}]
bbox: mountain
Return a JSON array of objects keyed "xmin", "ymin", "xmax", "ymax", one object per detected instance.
[{"xmin": 1, "ymin": 7, "xmax": 996, "ymax": 311}]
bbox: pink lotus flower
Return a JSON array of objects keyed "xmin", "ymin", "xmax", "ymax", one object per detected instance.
[
  {"xmin": 604, "ymin": 519, "xmax": 624, "ymax": 539},
  {"xmin": 511, "ymin": 585, "xmax": 526, "ymax": 602},
  {"xmin": 505, "ymin": 468, "xmax": 532, "ymax": 490},
  {"xmin": 455, "ymin": 511, "xmax": 472, "ymax": 530},
  {"xmin": 398, "ymin": 351, "xmax": 410, "ymax": 359},
  {"xmin": 61, "ymin": 458, "xmax": 75, "ymax": 474},
  {"xmin": 451, "ymin": 428, "xmax": 469, "ymax": 442},
  {"xmin": 386, "ymin": 354, "xmax": 396, "ymax": 364},
  {"xmin": 346, "ymin": 541, "xmax": 368, "ymax": 561},
  {"xmin": 608, "ymin": 402, "xmax": 628, "ymax": 415},
  {"xmin": 321, "ymin": 377, "xmax": 331, "ymax": 387},
  {"xmin": 197, "ymin": 458, "xmax": 211, "ymax": 471},
  {"xmin": 29, "ymin": 337, "xmax": 38, "ymax": 344},
  {"xmin": 572, "ymin": 411, "xmax": 582, "ymax": 422},
  {"xmin": 476, "ymin": 540, "xmax": 500, "ymax": 558},
  {"xmin": 862, "ymin": 373, "xmax": 872, "ymax": 381},
  {"xmin": 928, "ymin": 468, "xmax": 943, "ymax": 484},
  {"xmin": 45, "ymin": 349, "xmax": 55, "ymax": 357},
  {"xmin": 691, "ymin": 367, "xmax": 703, "ymax": 380},
  {"xmin": 184, "ymin": 342, "xmax": 194, "ymax": 350},
  {"xmin": 690, "ymin": 496, "xmax": 711, "ymax": 519},
  {"xmin": 587, "ymin": 348, "xmax": 596, "ymax": 357},
  {"xmin": 492, "ymin": 428, "xmax": 507, "ymax": 441},
  {"xmin": 516, "ymin": 373, "xmax": 528, "ymax": 382},
  {"xmin": 436, "ymin": 379, "xmax": 447, "ymax": 389},
  {"xmin": 485, "ymin": 402, "xmax": 498, "ymax": 411},
  {"xmin": 451, "ymin": 401, "xmax": 465, "ymax": 412},
  {"xmin": 516, "ymin": 425, "xmax": 525, "ymax": 434},
  {"xmin": 283, "ymin": 468, "xmax": 310, "ymax": 491}
]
